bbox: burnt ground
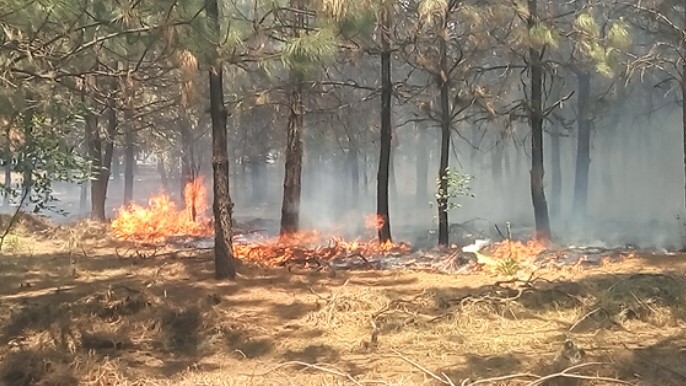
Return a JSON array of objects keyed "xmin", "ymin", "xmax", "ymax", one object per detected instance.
[{"xmin": 0, "ymin": 221, "xmax": 686, "ymax": 385}]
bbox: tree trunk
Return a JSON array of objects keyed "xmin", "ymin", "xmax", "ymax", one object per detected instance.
[
  {"xmin": 4, "ymin": 123, "xmax": 11, "ymax": 207},
  {"xmin": 683, "ymin": 46, "xmax": 686, "ymax": 210},
  {"xmin": 527, "ymin": 0, "xmax": 551, "ymax": 241},
  {"xmin": 280, "ymin": 84, "xmax": 304, "ymax": 235},
  {"xmin": 180, "ymin": 118, "xmax": 195, "ymax": 198},
  {"xmin": 21, "ymin": 93, "xmax": 35, "ymax": 203},
  {"xmin": 90, "ymin": 91, "xmax": 116, "ymax": 221},
  {"xmin": 437, "ymin": 25, "xmax": 451, "ymax": 247},
  {"xmin": 572, "ymin": 72, "xmax": 591, "ymax": 220},
  {"xmin": 123, "ymin": 112, "xmax": 135, "ymax": 204},
  {"xmin": 415, "ymin": 122, "xmax": 429, "ymax": 205},
  {"xmin": 208, "ymin": 0, "xmax": 236, "ymax": 280},
  {"xmin": 377, "ymin": 0, "xmax": 393, "ymax": 243},
  {"xmin": 550, "ymin": 125, "xmax": 562, "ymax": 218},
  {"xmin": 280, "ymin": 0, "xmax": 306, "ymax": 237}
]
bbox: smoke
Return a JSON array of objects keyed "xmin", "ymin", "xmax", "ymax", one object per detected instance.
[{"xmin": 9, "ymin": 89, "xmax": 685, "ymax": 251}]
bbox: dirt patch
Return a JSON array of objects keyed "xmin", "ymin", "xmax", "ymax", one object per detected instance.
[{"xmin": 0, "ymin": 246, "xmax": 685, "ymax": 385}]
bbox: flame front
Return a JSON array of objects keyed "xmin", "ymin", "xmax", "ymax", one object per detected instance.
[
  {"xmin": 112, "ymin": 184, "xmax": 409, "ymax": 265},
  {"xmin": 111, "ymin": 177, "xmax": 212, "ymax": 242},
  {"xmin": 488, "ymin": 239, "xmax": 547, "ymax": 261}
]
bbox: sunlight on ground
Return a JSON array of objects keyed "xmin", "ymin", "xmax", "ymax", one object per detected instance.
[{"xmin": 0, "ymin": 222, "xmax": 685, "ymax": 385}]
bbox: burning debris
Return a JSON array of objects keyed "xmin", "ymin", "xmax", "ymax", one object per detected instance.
[{"xmin": 110, "ymin": 180, "xmax": 634, "ymax": 274}]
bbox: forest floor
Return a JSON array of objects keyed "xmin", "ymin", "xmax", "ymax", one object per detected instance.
[{"xmin": 0, "ymin": 216, "xmax": 685, "ymax": 385}]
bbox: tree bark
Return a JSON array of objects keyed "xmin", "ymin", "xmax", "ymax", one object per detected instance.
[
  {"xmin": 527, "ymin": 0, "xmax": 551, "ymax": 241},
  {"xmin": 377, "ymin": 0, "xmax": 393, "ymax": 243},
  {"xmin": 21, "ymin": 93, "xmax": 35, "ymax": 202},
  {"xmin": 90, "ymin": 90, "xmax": 116, "ymax": 222},
  {"xmin": 123, "ymin": 110, "xmax": 135, "ymax": 204},
  {"xmin": 572, "ymin": 72, "xmax": 592, "ymax": 221},
  {"xmin": 280, "ymin": 0, "xmax": 306, "ymax": 237},
  {"xmin": 4, "ymin": 122, "xmax": 12, "ymax": 207},
  {"xmin": 280, "ymin": 83, "xmax": 304, "ymax": 235},
  {"xmin": 208, "ymin": 0, "xmax": 236, "ymax": 280},
  {"xmin": 437, "ymin": 25, "xmax": 451, "ymax": 247},
  {"xmin": 683, "ymin": 67, "xmax": 686, "ymax": 210},
  {"xmin": 180, "ymin": 117, "xmax": 195, "ymax": 198}
]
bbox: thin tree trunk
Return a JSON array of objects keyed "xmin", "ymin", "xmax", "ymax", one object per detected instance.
[
  {"xmin": 280, "ymin": 84, "xmax": 304, "ymax": 235},
  {"xmin": 437, "ymin": 23, "xmax": 451, "ymax": 247},
  {"xmin": 21, "ymin": 93, "xmax": 35, "ymax": 203},
  {"xmin": 123, "ymin": 111, "xmax": 135, "ymax": 204},
  {"xmin": 207, "ymin": 0, "xmax": 236, "ymax": 280},
  {"xmin": 572, "ymin": 72, "xmax": 591, "ymax": 220},
  {"xmin": 377, "ymin": 0, "xmax": 393, "ymax": 243},
  {"xmin": 683, "ymin": 68, "xmax": 686, "ymax": 209},
  {"xmin": 79, "ymin": 131, "xmax": 89, "ymax": 214},
  {"xmin": 90, "ymin": 90, "xmax": 116, "ymax": 221},
  {"xmin": 180, "ymin": 117, "xmax": 195, "ymax": 198},
  {"xmin": 550, "ymin": 125, "xmax": 562, "ymax": 218},
  {"xmin": 4, "ymin": 123, "xmax": 12, "ymax": 207},
  {"xmin": 280, "ymin": 0, "xmax": 306, "ymax": 236},
  {"xmin": 528, "ymin": 0, "xmax": 551, "ymax": 241}
]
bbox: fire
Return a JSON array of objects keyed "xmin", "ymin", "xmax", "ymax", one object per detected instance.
[
  {"xmin": 365, "ymin": 214, "xmax": 385, "ymax": 231},
  {"xmin": 183, "ymin": 176, "xmax": 208, "ymax": 220},
  {"xmin": 488, "ymin": 239, "xmax": 546, "ymax": 261},
  {"xmin": 112, "ymin": 185, "xmax": 409, "ymax": 266},
  {"xmin": 232, "ymin": 231, "xmax": 410, "ymax": 266},
  {"xmin": 468, "ymin": 239, "xmax": 547, "ymax": 272},
  {"xmin": 111, "ymin": 178, "xmax": 212, "ymax": 242}
]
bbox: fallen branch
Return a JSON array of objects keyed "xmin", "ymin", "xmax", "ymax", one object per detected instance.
[
  {"xmin": 252, "ymin": 361, "xmax": 363, "ymax": 386},
  {"xmin": 524, "ymin": 362, "xmax": 635, "ymax": 386},
  {"xmin": 392, "ymin": 349, "xmax": 635, "ymax": 386}
]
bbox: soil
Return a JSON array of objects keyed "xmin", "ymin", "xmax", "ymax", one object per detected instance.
[{"xmin": 1, "ymin": 219, "xmax": 685, "ymax": 385}]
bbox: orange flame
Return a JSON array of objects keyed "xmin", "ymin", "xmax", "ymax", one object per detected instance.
[
  {"xmin": 365, "ymin": 214, "xmax": 385, "ymax": 231},
  {"xmin": 488, "ymin": 239, "xmax": 546, "ymax": 261},
  {"xmin": 232, "ymin": 231, "xmax": 410, "ymax": 266},
  {"xmin": 111, "ymin": 178, "xmax": 212, "ymax": 242},
  {"xmin": 183, "ymin": 176, "xmax": 208, "ymax": 220}
]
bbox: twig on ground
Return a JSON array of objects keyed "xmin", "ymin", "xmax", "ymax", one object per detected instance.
[
  {"xmin": 524, "ymin": 362, "xmax": 635, "ymax": 386},
  {"xmin": 461, "ymin": 372, "xmax": 538, "ymax": 386},
  {"xmin": 393, "ymin": 349, "xmax": 633, "ymax": 386},
  {"xmin": 253, "ymin": 361, "xmax": 363, "ymax": 386},
  {"xmin": 391, "ymin": 348, "xmax": 455, "ymax": 385}
]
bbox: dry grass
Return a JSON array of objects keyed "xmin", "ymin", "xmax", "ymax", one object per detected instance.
[{"xmin": 0, "ymin": 223, "xmax": 685, "ymax": 385}]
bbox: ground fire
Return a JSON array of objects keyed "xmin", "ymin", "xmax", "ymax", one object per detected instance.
[
  {"xmin": 111, "ymin": 179, "xmax": 412, "ymax": 265},
  {"xmin": 110, "ymin": 179, "xmax": 623, "ymax": 272},
  {"xmin": 111, "ymin": 177, "xmax": 212, "ymax": 242}
]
